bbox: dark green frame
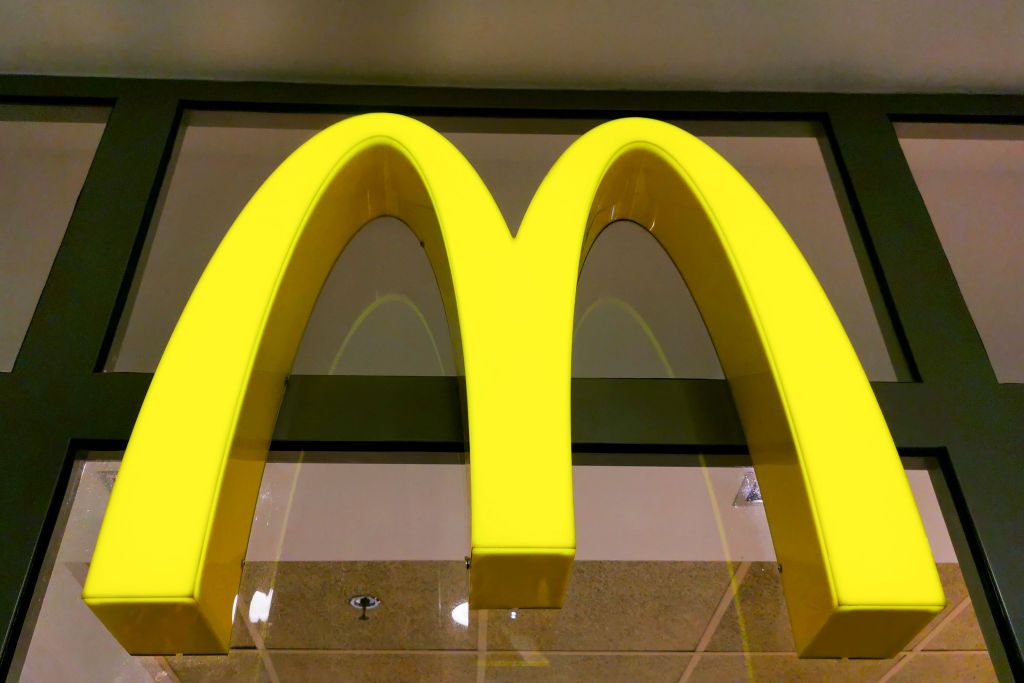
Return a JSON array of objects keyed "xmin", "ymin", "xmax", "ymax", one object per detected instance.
[{"xmin": 0, "ymin": 76, "xmax": 1021, "ymax": 680}]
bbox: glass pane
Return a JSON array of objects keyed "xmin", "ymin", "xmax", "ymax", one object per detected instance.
[
  {"xmin": 896, "ymin": 123, "xmax": 1024, "ymax": 383},
  {"xmin": 105, "ymin": 112, "xmax": 339, "ymax": 373},
  {"xmin": 107, "ymin": 113, "xmax": 899, "ymax": 381},
  {"xmin": 11, "ymin": 452, "xmax": 998, "ymax": 682},
  {"xmin": 0, "ymin": 105, "xmax": 107, "ymax": 371}
]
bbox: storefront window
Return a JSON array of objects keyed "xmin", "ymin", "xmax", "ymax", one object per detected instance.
[
  {"xmin": 9, "ymin": 453, "xmax": 997, "ymax": 681},
  {"xmin": 24, "ymin": 112, "xmax": 983, "ymax": 680}
]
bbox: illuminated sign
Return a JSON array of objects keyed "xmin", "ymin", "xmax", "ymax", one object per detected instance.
[{"xmin": 83, "ymin": 114, "xmax": 943, "ymax": 658}]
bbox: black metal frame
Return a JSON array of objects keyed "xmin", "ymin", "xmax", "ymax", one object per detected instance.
[{"xmin": 0, "ymin": 76, "xmax": 1021, "ymax": 680}]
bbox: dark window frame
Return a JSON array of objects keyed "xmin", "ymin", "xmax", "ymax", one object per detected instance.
[{"xmin": 0, "ymin": 76, "xmax": 1021, "ymax": 680}]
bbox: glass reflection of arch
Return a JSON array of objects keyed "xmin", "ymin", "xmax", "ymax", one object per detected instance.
[
  {"xmin": 84, "ymin": 114, "xmax": 942, "ymax": 659},
  {"xmin": 328, "ymin": 293, "xmax": 446, "ymax": 375},
  {"xmin": 293, "ymin": 216, "xmax": 455, "ymax": 377},
  {"xmin": 574, "ymin": 296, "xmax": 675, "ymax": 378},
  {"xmin": 573, "ymin": 220, "xmax": 724, "ymax": 380}
]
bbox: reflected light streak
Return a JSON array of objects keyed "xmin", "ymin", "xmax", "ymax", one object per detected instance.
[
  {"xmin": 328, "ymin": 293, "xmax": 446, "ymax": 374},
  {"xmin": 573, "ymin": 296, "xmax": 674, "ymax": 377}
]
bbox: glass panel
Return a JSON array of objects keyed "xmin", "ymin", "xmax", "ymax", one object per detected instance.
[
  {"xmin": 0, "ymin": 105, "xmax": 107, "ymax": 371},
  {"xmin": 896, "ymin": 123, "xmax": 1024, "ymax": 383},
  {"xmin": 11, "ymin": 453, "xmax": 998, "ymax": 682},
  {"xmin": 107, "ymin": 113, "xmax": 899, "ymax": 381},
  {"xmin": 105, "ymin": 112, "xmax": 339, "ymax": 373}
]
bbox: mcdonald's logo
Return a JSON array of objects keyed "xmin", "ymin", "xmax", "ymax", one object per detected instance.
[{"xmin": 82, "ymin": 114, "xmax": 944, "ymax": 659}]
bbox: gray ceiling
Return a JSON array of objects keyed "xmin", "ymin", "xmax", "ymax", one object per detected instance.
[{"xmin": 2, "ymin": 1, "xmax": 1022, "ymax": 92}]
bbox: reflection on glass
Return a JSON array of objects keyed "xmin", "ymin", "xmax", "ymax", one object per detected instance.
[
  {"xmin": 574, "ymin": 222, "xmax": 716, "ymax": 378},
  {"xmin": 296, "ymin": 219, "xmax": 454, "ymax": 376},
  {"xmin": 10, "ymin": 453, "xmax": 999, "ymax": 682}
]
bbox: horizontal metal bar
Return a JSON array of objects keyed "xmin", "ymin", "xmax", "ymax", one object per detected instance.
[
  {"xmin": 38, "ymin": 374, "xmax": 948, "ymax": 452},
  {"xmin": 1, "ymin": 75, "xmax": 1021, "ymax": 120}
]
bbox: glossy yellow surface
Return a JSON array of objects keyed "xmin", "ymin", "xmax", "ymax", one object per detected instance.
[{"xmin": 84, "ymin": 114, "xmax": 943, "ymax": 658}]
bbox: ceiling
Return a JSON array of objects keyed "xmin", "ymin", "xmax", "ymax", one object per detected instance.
[{"xmin": 1, "ymin": 1, "xmax": 1022, "ymax": 93}]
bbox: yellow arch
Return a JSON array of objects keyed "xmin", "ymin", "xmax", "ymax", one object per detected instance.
[{"xmin": 84, "ymin": 114, "xmax": 942, "ymax": 658}]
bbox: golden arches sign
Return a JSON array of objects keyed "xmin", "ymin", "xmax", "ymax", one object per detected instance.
[{"xmin": 83, "ymin": 115, "xmax": 944, "ymax": 659}]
